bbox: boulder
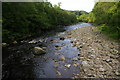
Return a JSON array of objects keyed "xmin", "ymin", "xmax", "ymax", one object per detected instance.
[{"xmin": 34, "ymin": 47, "xmax": 46, "ymax": 55}]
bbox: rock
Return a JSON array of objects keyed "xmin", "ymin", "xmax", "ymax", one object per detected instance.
[
  {"xmin": 54, "ymin": 65, "xmax": 59, "ymax": 69},
  {"xmin": 67, "ymin": 35, "xmax": 72, "ymax": 38},
  {"xmin": 2, "ymin": 43, "xmax": 7, "ymax": 47},
  {"xmin": 90, "ymin": 54, "xmax": 96, "ymax": 57},
  {"xmin": 115, "ymin": 71, "xmax": 120, "ymax": 76},
  {"xmin": 42, "ymin": 47, "xmax": 47, "ymax": 50},
  {"xmin": 56, "ymin": 71, "xmax": 61, "ymax": 76},
  {"xmin": 29, "ymin": 40, "xmax": 36, "ymax": 44},
  {"xmin": 13, "ymin": 41, "xmax": 17, "ymax": 44},
  {"xmin": 60, "ymin": 37, "xmax": 65, "ymax": 40},
  {"xmin": 55, "ymin": 52, "xmax": 61, "ymax": 55},
  {"xmin": 56, "ymin": 47, "xmax": 61, "ymax": 50},
  {"xmin": 73, "ymin": 63, "xmax": 80, "ymax": 67},
  {"xmin": 87, "ymin": 74, "xmax": 96, "ymax": 77},
  {"xmin": 34, "ymin": 47, "xmax": 46, "ymax": 55},
  {"xmin": 82, "ymin": 61, "xmax": 90, "ymax": 67},
  {"xmin": 106, "ymin": 59, "xmax": 112, "ymax": 63},
  {"xmin": 59, "ymin": 55, "xmax": 65, "ymax": 61},
  {"xmin": 65, "ymin": 64, "xmax": 71, "ymax": 68},
  {"xmin": 99, "ymin": 68, "xmax": 106, "ymax": 72},
  {"xmin": 70, "ymin": 41, "xmax": 74, "ymax": 43},
  {"xmin": 55, "ymin": 45, "xmax": 60, "ymax": 47},
  {"xmin": 61, "ymin": 43, "xmax": 65, "ymax": 46},
  {"xmin": 72, "ymin": 57, "xmax": 78, "ymax": 61},
  {"xmin": 75, "ymin": 42, "xmax": 80, "ymax": 45},
  {"xmin": 78, "ymin": 45, "xmax": 83, "ymax": 48},
  {"xmin": 78, "ymin": 54, "xmax": 80, "ymax": 56}
]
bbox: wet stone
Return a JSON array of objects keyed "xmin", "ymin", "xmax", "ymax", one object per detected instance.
[
  {"xmin": 64, "ymin": 64, "xmax": 71, "ymax": 68},
  {"xmin": 72, "ymin": 57, "xmax": 78, "ymax": 61},
  {"xmin": 60, "ymin": 37, "xmax": 65, "ymax": 40},
  {"xmin": 59, "ymin": 55, "xmax": 65, "ymax": 61},
  {"xmin": 56, "ymin": 71, "xmax": 61, "ymax": 76},
  {"xmin": 34, "ymin": 47, "xmax": 46, "ymax": 55}
]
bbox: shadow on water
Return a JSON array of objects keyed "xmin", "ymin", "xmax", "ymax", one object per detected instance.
[{"xmin": 2, "ymin": 23, "xmax": 92, "ymax": 79}]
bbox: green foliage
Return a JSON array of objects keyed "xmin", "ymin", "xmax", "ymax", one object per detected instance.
[
  {"xmin": 77, "ymin": 2, "xmax": 120, "ymax": 40},
  {"xmin": 97, "ymin": 24, "xmax": 120, "ymax": 40},
  {"xmin": 2, "ymin": 2, "xmax": 77, "ymax": 43}
]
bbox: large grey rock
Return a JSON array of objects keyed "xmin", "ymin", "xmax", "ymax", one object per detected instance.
[{"xmin": 34, "ymin": 47, "xmax": 46, "ymax": 55}]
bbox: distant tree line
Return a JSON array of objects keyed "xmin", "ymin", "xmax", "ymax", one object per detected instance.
[
  {"xmin": 77, "ymin": 2, "xmax": 120, "ymax": 40},
  {"xmin": 2, "ymin": 2, "xmax": 77, "ymax": 43}
]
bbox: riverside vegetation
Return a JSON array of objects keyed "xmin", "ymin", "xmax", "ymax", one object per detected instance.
[
  {"xmin": 2, "ymin": 2, "xmax": 77, "ymax": 43},
  {"xmin": 77, "ymin": 2, "xmax": 120, "ymax": 41},
  {"xmin": 2, "ymin": 2, "xmax": 120, "ymax": 43}
]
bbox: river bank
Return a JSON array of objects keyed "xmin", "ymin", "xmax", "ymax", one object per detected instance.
[{"xmin": 66, "ymin": 26, "xmax": 120, "ymax": 78}]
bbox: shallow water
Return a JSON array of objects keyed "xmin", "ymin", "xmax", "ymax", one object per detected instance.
[{"xmin": 2, "ymin": 23, "xmax": 92, "ymax": 78}]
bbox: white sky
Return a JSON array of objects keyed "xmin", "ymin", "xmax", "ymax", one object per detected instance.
[{"xmin": 48, "ymin": 0, "xmax": 95, "ymax": 12}]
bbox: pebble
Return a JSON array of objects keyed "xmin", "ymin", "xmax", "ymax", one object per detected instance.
[
  {"xmin": 65, "ymin": 64, "xmax": 71, "ymax": 68},
  {"xmin": 59, "ymin": 55, "xmax": 65, "ymax": 61},
  {"xmin": 56, "ymin": 71, "xmax": 61, "ymax": 76},
  {"xmin": 106, "ymin": 59, "xmax": 112, "ymax": 63},
  {"xmin": 82, "ymin": 61, "xmax": 90, "ymax": 67},
  {"xmin": 72, "ymin": 57, "xmax": 78, "ymax": 61},
  {"xmin": 60, "ymin": 37, "xmax": 65, "ymax": 40},
  {"xmin": 2, "ymin": 43, "xmax": 8, "ymax": 47},
  {"xmin": 99, "ymin": 68, "xmax": 106, "ymax": 72},
  {"xmin": 13, "ymin": 41, "xmax": 17, "ymax": 44},
  {"xmin": 115, "ymin": 71, "xmax": 120, "ymax": 76}
]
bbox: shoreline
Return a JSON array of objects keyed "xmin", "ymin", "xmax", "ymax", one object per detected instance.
[{"xmin": 66, "ymin": 26, "xmax": 120, "ymax": 78}]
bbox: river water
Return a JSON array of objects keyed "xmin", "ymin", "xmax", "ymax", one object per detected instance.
[{"xmin": 2, "ymin": 23, "xmax": 92, "ymax": 79}]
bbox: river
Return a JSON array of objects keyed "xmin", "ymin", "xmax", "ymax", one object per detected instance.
[{"xmin": 2, "ymin": 22, "xmax": 92, "ymax": 79}]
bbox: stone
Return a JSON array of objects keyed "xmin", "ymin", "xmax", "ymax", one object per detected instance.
[
  {"xmin": 56, "ymin": 47, "xmax": 61, "ymax": 50},
  {"xmin": 56, "ymin": 71, "xmax": 61, "ymax": 76},
  {"xmin": 87, "ymin": 74, "xmax": 96, "ymax": 77},
  {"xmin": 78, "ymin": 54, "xmax": 80, "ymax": 56},
  {"xmin": 34, "ymin": 47, "xmax": 46, "ymax": 55},
  {"xmin": 106, "ymin": 59, "xmax": 112, "ymax": 63},
  {"xmin": 29, "ymin": 40, "xmax": 36, "ymax": 44},
  {"xmin": 72, "ymin": 57, "xmax": 78, "ymax": 61},
  {"xmin": 42, "ymin": 47, "xmax": 47, "ymax": 50},
  {"xmin": 60, "ymin": 37, "xmax": 65, "ymax": 40},
  {"xmin": 78, "ymin": 45, "xmax": 83, "ymax": 48},
  {"xmin": 73, "ymin": 63, "xmax": 80, "ymax": 67},
  {"xmin": 82, "ymin": 61, "xmax": 90, "ymax": 67},
  {"xmin": 59, "ymin": 55, "xmax": 65, "ymax": 61},
  {"xmin": 70, "ymin": 41, "xmax": 74, "ymax": 43},
  {"xmin": 55, "ymin": 45, "xmax": 60, "ymax": 47},
  {"xmin": 13, "ymin": 41, "xmax": 17, "ymax": 44},
  {"xmin": 65, "ymin": 64, "xmax": 71, "ymax": 68},
  {"xmin": 115, "ymin": 71, "xmax": 120, "ymax": 76},
  {"xmin": 90, "ymin": 54, "xmax": 96, "ymax": 57},
  {"xmin": 99, "ymin": 68, "xmax": 106, "ymax": 72},
  {"xmin": 2, "ymin": 43, "xmax": 8, "ymax": 47}
]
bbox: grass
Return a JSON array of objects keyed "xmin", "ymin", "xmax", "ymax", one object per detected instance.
[{"xmin": 96, "ymin": 24, "xmax": 120, "ymax": 42}]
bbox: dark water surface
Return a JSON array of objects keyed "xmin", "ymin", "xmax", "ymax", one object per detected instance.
[{"xmin": 2, "ymin": 23, "xmax": 92, "ymax": 79}]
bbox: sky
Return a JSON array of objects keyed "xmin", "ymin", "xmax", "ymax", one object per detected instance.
[{"xmin": 48, "ymin": 0, "xmax": 95, "ymax": 12}]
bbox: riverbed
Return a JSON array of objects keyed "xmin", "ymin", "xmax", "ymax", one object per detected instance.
[{"xmin": 2, "ymin": 23, "xmax": 92, "ymax": 79}]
